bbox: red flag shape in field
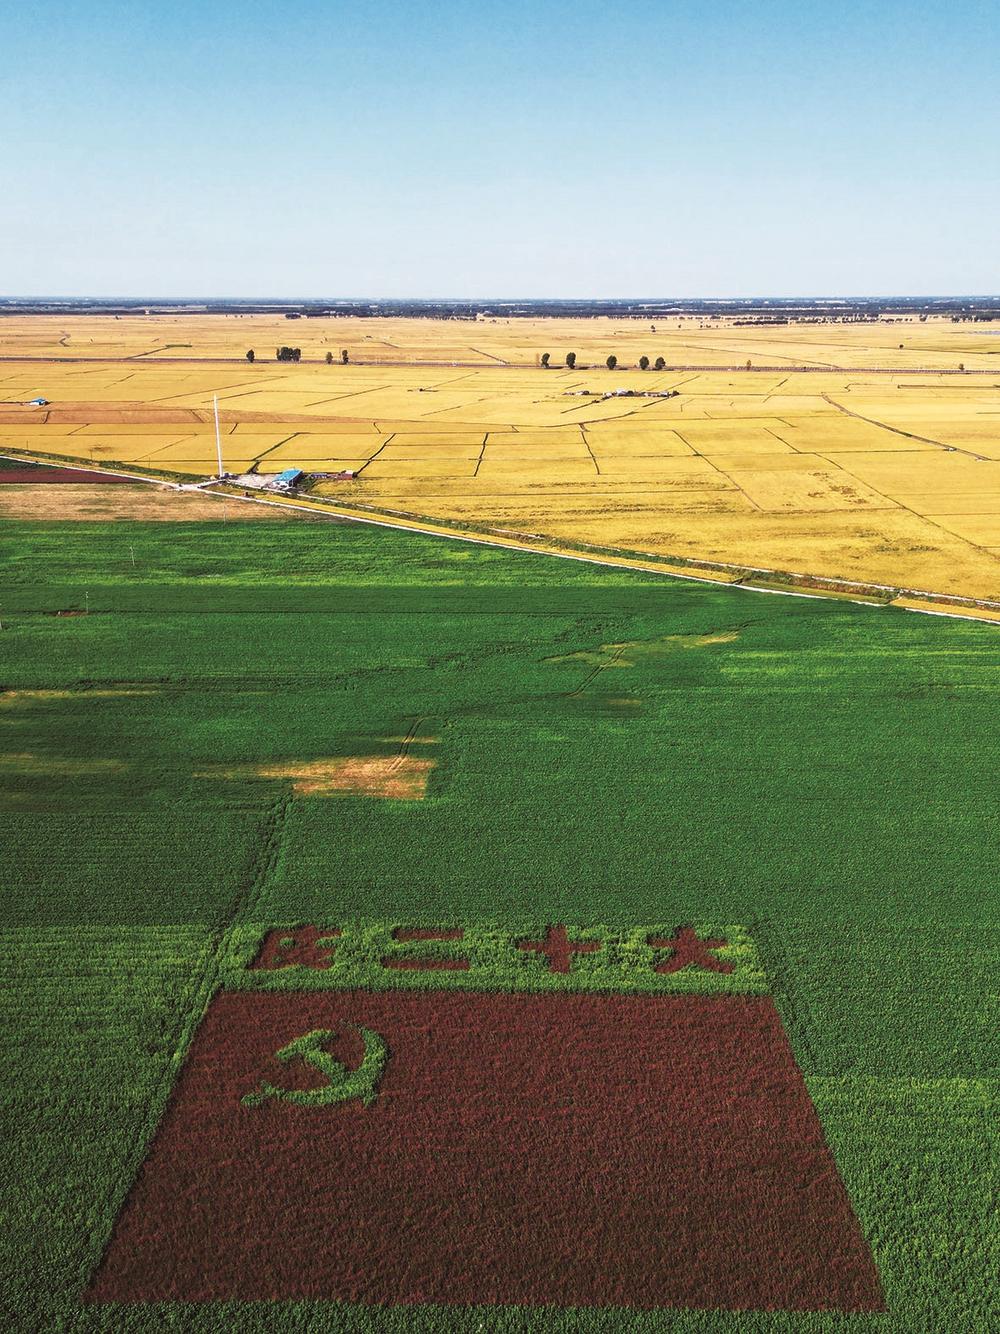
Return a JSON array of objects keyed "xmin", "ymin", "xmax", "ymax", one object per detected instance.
[{"xmin": 89, "ymin": 989, "xmax": 883, "ymax": 1311}]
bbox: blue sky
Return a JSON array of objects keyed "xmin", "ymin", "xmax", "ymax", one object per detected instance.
[{"xmin": 2, "ymin": 0, "xmax": 998, "ymax": 297}]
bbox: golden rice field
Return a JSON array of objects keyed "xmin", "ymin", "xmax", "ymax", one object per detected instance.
[
  {"xmin": 2, "ymin": 314, "xmax": 1000, "ymax": 600},
  {"xmin": 4, "ymin": 311, "xmax": 1000, "ymax": 370}
]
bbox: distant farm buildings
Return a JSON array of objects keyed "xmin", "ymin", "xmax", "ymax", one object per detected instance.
[
  {"xmin": 231, "ymin": 467, "xmax": 358, "ymax": 494},
  {"xmin": 232, "ymin": 469, "xmax": 304, "ymax": 492},
  {"xmin": 563, "ymin": 388, "xmax": 680, "ymax": 402}
]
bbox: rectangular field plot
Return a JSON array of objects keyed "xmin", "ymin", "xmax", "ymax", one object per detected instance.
[
  {"xmin": 264, "ymin": 435, "xmax": 388, "ymax": 460},
  {"xmin": 68, "ymin": 423, "xmax": 202, "ymax": 436},
  {"xmin": 486, "ymin": 430, "xmax": 585, "ymax": 447},
  {"xmin": 672, "ymin": 422, "xmax": 797, "ymax": 451},
  {"xmin": 362, "ymin": 457, "xmax": 478, "ymax": 479},
  {"xmin": 384, "ymin": 432, "xmax": 487, "ymax": 451},
  {"xmin": 88, "ymin": 989, "xmax": 882, "ymax": 1311},
  {"xmin": 729, "ymin": 467, "xmax": 890, "ymax": 512},
  {"xmin": 836, "ymin": 452, "xmax": 1000, "ymax": 493},
  {"xmin": 900, "ymin": 490, "xmax": 1000, "ymax": 515},
  {"xmin": 474, "ymin": 456, "xmax": 598, "ymax": 480},
  {"xmin": 583, "ymin": 428, "xmax": 693, "ymax": 456},
  {"xmin": 707, "ymin": 450, "xmax": 830, "ymax": 471},
  {"xmin": 922, "ymin": 512, "xmax": 1000, "ymax": 545},
  {"xmin": 591, "ymin": 456, "xmax": 726, "ymax": 481}
]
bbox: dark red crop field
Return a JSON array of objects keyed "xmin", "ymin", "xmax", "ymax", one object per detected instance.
[
  {"xmin": 0, "ymin": 464, "xmax": 133, "ymax": 483},
  {"xmin": 89, "ymin": 989, "xmax": 882, "ymax": 1312}
]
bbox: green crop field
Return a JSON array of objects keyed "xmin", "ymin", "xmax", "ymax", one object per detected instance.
[{"xmin": 3, "ymin": 519, "xmax": 998, "ymax": 1330}]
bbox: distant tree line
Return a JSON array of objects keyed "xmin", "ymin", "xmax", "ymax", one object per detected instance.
[
  {"xmin": 276, "ymin": 346, "xmax": 302, "ymax": 362},
  {"xmin": 541, "ymin": 352, "xmax": 669, "ymax": 371}
]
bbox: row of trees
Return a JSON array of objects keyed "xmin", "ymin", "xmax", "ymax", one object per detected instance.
[
  {"xmin": 250, "ymin": 347, "xmax": 678, "ymax": 371},
  {"xmin": 541, "ymin": 352, "xmax": 668, "ymax": 371},
  {"xmin": 245, "ymin": 349, "xmax": 350, "ymax": 364}
]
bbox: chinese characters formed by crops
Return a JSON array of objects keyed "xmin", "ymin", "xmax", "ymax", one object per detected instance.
[{"xmin": 239, "ymin": 919, "xmax": 762, "ymax": 995}]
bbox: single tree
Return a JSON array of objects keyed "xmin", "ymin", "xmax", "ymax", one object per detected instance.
[
  {"xmin": 746, "ymin": 359, "xmax": 752, "ymax": 370},
  {"xmin": 326, "ymin": 351, "xmax": 334, "ymax": 364},
  {"xmin": 540, "ymin": 352, "xmax": 550, "ymax": 368},
  {"xmin": 566, "ymin": 352, "xmax": 577, "ymax": 369},
  {"xmin": 639, "ymin": 355, "xmax": 650, "ymax": 371},
  {"xmin": 606, "ymin": 354, "xmax": 618, "ymax": 371},
  {"xmin": 292, "ymin": 348, "xmax": 302, "ymax": 363},
  {"xmin": 654, "ymin": 356, "xmax": 666, "ymax": 371},
  {"xmin": 246, "ymin": 349, "xmax": 255, "ymax": 363},
  {"xmin": 341, "ymin": 349, "xmax": 349, "ymax": 364}
]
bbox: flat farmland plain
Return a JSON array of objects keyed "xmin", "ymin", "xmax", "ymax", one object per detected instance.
[
  {"xmin": 2, "ymin": 315, "xmax": 1000, "ymax": 600},
  {"xmin": 5, "ymin": 311, "xmax": 1000, "ymax": 369},
  {"xmin": 3, "ymin": 517, "xmax": 998, "ymax": 1328}
]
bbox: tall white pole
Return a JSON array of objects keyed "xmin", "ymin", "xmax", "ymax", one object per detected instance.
[{"xmin": 214, "ymin": 394, "xmax": 224, "ymax": 478}]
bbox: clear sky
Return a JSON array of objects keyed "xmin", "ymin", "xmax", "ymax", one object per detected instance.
[{"xmin": 2, "ymin": 0, "xmax": 998, "ymax": 298}]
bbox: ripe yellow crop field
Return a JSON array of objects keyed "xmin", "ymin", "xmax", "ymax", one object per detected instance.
[
  {"xmin": 2, "ymin": 314, "xmax": 999, "ymax": 600},
  {"xmin": 3, "ymin": 311, "xmax": 1000, "ymax": 371}
]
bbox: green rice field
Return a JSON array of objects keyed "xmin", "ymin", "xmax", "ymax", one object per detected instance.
[{"xmin": 3, "ymin": 519, "xmax": 998, "ymax": 1330}]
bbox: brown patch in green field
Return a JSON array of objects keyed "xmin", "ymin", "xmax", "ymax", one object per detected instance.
[
  {"xmin": 202, "ymin": 741, "xmax": 438, "ymax": 800},
  {"xmin": 258, "ymin": 756, "xmax": 434, "ymax": 799},
  {"xmin": 547, "ymin": 628, "xmax": 740, "ymax": 669},
  {"xmin": 0, "ymin": 484, "xmax": 310, "ymax": 522}
]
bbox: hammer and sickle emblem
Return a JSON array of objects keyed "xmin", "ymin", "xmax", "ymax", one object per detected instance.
[{"xmin": 241, "ymin": 1024, "xmax": 388, "ymax": 1109}]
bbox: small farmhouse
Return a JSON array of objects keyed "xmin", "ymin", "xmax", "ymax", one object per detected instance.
[{"xmin": 269, "ymin": 468, "xmax": 304, "ymax": 492}]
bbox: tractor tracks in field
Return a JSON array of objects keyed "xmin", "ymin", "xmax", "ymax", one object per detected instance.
[
  {"xmin": 393, "ymin": 716, "xmax": 433, "ymax": 764},
  {"xmin": 567, "ymin": 645, "xmax": 629, "ymax": 697}
]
